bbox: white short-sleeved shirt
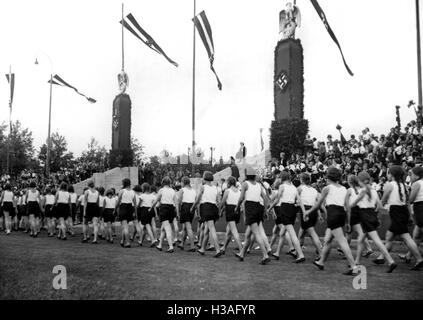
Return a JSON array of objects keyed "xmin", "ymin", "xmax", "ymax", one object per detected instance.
[
  {"xmin": 387, "ymin": 181, "xmax": 406, "ymax": 206},
  {"xmin": 140, "ymin": 193, "xmax": 155, "ymax": 208},
  {"xmin": 300, "ymin": 185, "xmax": 318, "ymax": 206},
  {"xmin": 226, "ymin": 188, "xmax": 241, "ymax": 206},
  {"xmin": 160, "ymin": 187, "xmax": 175, "ymax": 205},
  {"xmin": 201, "ymin": 184, "xmax": 218, "ymax": 205},
  {"xmin": 414, "ymin": 180, "xmax": 423, "ymax": 203},
  {"xmin": 279, "ymin": 184, "xmax": 297, "ymax": 205},
  {"xmin": 27, "ymin": 190, "xmax": 40, "ymax": 202},
  {"xmin": 85, "ymin": 189, "xmax": 99, "ymax": 204},
  {"xmin": 181, "ymin": 187, "xmax": 196, "ymax": 204},
  {"xmin": 2, "ymin": 190, "xmax": 14, "ymax": 202},
  {"xmin": 357, "ymin": 188, "xmax": 379, "ymax": 209},
  {"xmin": 105, "ymin": 197, "xmax": 117, "ymax": 209},
  {"xmin": 325, "ymin": 184, "xmax": 347, "ymax": 207},
  {"xmin": 244, "ymin": 181, "xmax": 262, "ymax": 202},
  {"xmin": 45, "ymin": 194, "xmax": 55, "ymax": 205},
  {"xmin": 57, "ymin": 191, "xmax": 70, "ymax": 204},
  {"xmin": 121, "ymin": 189, "xmax": 135, "ymax": 204}
]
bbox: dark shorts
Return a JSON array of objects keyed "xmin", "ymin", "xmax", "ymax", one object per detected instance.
[
  {"xmin": 118, "ymin": 203, "xmax": 134, "ymax": 222},
  {"xmin": 20, "ymin": 205, "xmax": 27, "ymax": 217},
  {"xmin": 85, "ymin": 202, "xmax": 100, "ymax": 221},
  {"xmin": 274, "ymin": 206, "xmax": 283, "ymax": 225},
  {"xmin": 350, "ymin": 206, "xmax": 361, "ymax": 226},
  {"xmin": 359, "ymin": 208, "xmax": 379, "ymax": 233},
  {"xmin": 45, "ymin": 204, "xmax": 55, "ymax": 218},
  {"xmin": 259, "ymin": 204, "xmax": 265, "ymax": 222},
  {"xmin": 280, "ymin": 203, "xmax": 297, "ymax": 226},
  {"xmin": 2, "ymin": 202, "xmax": 15, "ymax": 215},
  {"xmin": 71, "ymin": 203, "xmax": 77, "ymax": 220},
  {"xmin": 389, "ymin": 205, "xmax": 410, "ymax": 235},
  {"xmin": 180, "ymin": 203, "xmax": 194, "ymax": 224},
  {"xmin": 300, "ymin": 205, "xmax": 317, "ymax": 230},
  {"xmin": 103, "ymin": 208, "xmax": 115, "ymax": 223},
  {"xmin": 244, "ymin": 201, "xmax": 262, "ymax": 226},
  {"xmin": 413, "ymin": 202, "xmax": 423, "ymax": 228},
  {"xmin": 200, "ymin": 203, "xmax": 219, "ymax": 222},
  {"xmin": 225, "ymin": 204, "xmax": 240, "ymax": 224},
  {"xmin": 27, "ymin": 201, "xmax": 40, "ymax": 217},
  {"xmin": 56, "ymin": 203, "xmax": 70, "ymax": 219},
  {"xmin": 326, "ymin": 205, "xmax": 346, "ymax": 230},
  {"xmin": 138, "ymin": 207, "xmax": 152, "ymax": 225},
  {"xmin": 159, "ymin": 204, "xmax": 175, "ymax": 223}
]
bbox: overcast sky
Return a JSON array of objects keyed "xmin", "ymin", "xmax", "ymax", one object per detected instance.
[{"xmin": 1, "ymin": 0, "xmax": 422, "ymax": 160}]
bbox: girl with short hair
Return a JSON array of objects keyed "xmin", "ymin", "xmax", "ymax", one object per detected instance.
[
  {"xmin": 116, "ymin": 178, "xmax": 137, "ymax": 248},
  {"xmin": 177, "ymin": 177, "xmax": 197, "ymax": 251}
]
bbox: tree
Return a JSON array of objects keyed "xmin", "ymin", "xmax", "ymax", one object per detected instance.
[
  {"xmin": 38, "ymin": 132, "xmax": 74, "ymax": 173},
  {"xmin": 270, "ymin": 118, "xmax": 309, "ymax": 160},
  {"xmin": 0, "ymin": 121, "xmax": 36, "ymax": 175},
  {"xmin": 131, "ymin": 138, "xmax": 145, "ymax": 166},
  {"xmin": 77, "ymin": 137, "xmax": 109, "ymax": 173}
]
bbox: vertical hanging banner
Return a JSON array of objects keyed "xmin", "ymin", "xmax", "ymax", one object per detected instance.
[
  {"xmin": 309, "ymin": 0, "xmax": 354, "ymax": 76},
  {"xmin": 192, "ymin": 10, "xmax": 222, "ymax": 90}
]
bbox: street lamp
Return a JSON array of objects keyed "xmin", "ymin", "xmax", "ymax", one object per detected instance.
[{"xmin": 35, "ymin": 52, "xmax": 53, "ymax": 177}]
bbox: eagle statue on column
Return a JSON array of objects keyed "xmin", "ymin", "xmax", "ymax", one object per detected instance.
[{"xmin": 279, "ymin": 1, "xmax": 301, "ymax": 40}]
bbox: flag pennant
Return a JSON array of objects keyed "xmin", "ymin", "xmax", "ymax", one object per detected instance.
[
  {"xmin": 120, "ymin": 13, "xmax": 179, "ymax": 67},
  {"xmin": 193, "ymin": 10, "xmax": 222, "ymax": 90},
  {"xmin": 310, "ymin": 0, "xmax": 354, "ymax": 76},
  {"xmin": 49, "ymin": 75, "xmax": 96, "ymax": 103},
  {"xmin": 5, "ymin": 73, "xmax": 15, "ymax": 106}
]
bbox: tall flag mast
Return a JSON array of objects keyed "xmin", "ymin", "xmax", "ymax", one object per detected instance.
[
  {"xmin": 192, "ymin": 0, "xmax": 197, "ymax": 168},
  {"xmin": 415, "ymin": 0, "xmax": 423, "ymax": 129},
  {"xmin": 5, "ymin": 65, "xmax": 15, "ymax": 174}
]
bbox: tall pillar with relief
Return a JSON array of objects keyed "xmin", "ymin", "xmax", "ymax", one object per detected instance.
[
  {"xmin": 110, "ymin": 70, "xmax": 133, "ymax": 168},
  {"xmin": 270, "ymin": 1, "xmax": 309, "ymax": 159}
]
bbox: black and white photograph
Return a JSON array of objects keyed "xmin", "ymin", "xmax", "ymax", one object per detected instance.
[{"xmin": 0, "ymin": 0, "xmax": 423, "ymax": 307}]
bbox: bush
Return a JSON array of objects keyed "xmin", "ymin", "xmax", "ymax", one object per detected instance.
[{"xmin": 270, "ymin": 118, "xmax": 309, "ymax": 159}]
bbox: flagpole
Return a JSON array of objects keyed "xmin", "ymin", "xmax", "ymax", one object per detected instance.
[
  {"xmin": 416, "ymin": 0, "xmax": 423, "ymax": 128},
  {"xmin": 6, "ymin": 65, "xmax": 12, "ymax": 175},
  {"xmin": 122, "ymin": 3, "xmax": 125, "ymax": 71},
  {"xmin": 192, "ymin": 0, "xmax": 197, "ymax": 174}
]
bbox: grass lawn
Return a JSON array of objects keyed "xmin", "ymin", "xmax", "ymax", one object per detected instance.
[{"xmin": 0, "ymin": 226, "xmax": 422, "ymax": 300}]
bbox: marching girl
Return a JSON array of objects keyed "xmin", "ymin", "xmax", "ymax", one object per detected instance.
[
  {"xmin": 13, "ymin": 190, "xmax": 20, "ymax": 231},
  {"xmin": 19, "ymin": 187, "xmax": 29, "ymax": 233},
  {"xmin": 67, "ymin": 185, "xmax": 77, "ymax": 235},
  {"xmin": 306, "ymin": 167, "xmax": 359, "ymax": 275},
  {"xmin": 26, "ymin": 181, "xmax": 42, "ymax": 237},
  {"xmin": 344, "ymin": 175, "xmax": 373, "ymax": 258},
  {"xmin": 349, "ymin": 172, "xmax": 397, "ymax": 272},
  {"xmin": 82, "ymin": 181, "xmax": 100, "ymax": 244},
  {"xmin": 268, "ymin": 171, "xmax": 305, "ymax": 263},
  {"xmin": 400, "ymin": 166, "xmax": 423, "ymax": 263},
  {"xmin": 297, "ymin": 173, "xmax": 323, "ymax": 259},
  {"xmin": 219, "ymin": 176, "xmax": 243, "ymax": 253},
  {"xmin": 150, "ymin": 185, "xmax": 158, "ymax": 242},
  {"xmin": 77, "ymin": 187, "xmax": 88, "ymax": 226},
  {"xmin": 103, "ymin": 189, "xmax": 117, "ymax": 243},
  {"xmin": 374, "ymin": 165, "xmax": 423, "ymax": 270},
  {"xmin": 191, "ymin": 171, "xmax": 222, "ymax": 257},
  {"xmin": 116, "ymin": 178, "xmax": 137, "ymax": 248},
  {"xmin": 151, "ymin": 177, "xmax": 176, "ymax": 253},
  {"xmin": 54, "ymin": 182, "xmax": 71, "ymax": 240},
  {"xmin": 43, "ymin": 187, "xmax": 56, "ymax": 237},
  {"xmin": 176, "ymin": 177, "xmax": 197, "ymax": 251},
  {"xmin": 97, "ymin": 187, "xmax": 106, "ymax": 240},
  {"xmin": 0, "ymin": 183, "xmax": 16, "ymax": 235},
  {"xmin": 132, "ymin": 185, "xmax": 143, "ymax": 243},
  {"xmin": 268, "ymin": 180, "xmax": 296, "ymax": 257},
  {"xmin": 234, "ymin": 166, "xmax": 270, "ymax": 264},
  {"xmin": 137, "ymin": 183, "xmax": 158, "ymax": 247}
]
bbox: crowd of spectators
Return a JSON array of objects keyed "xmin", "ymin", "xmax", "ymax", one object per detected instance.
[{"xmin": 262, "ymin": 123, "xmax": 423, "ymax": 195}]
